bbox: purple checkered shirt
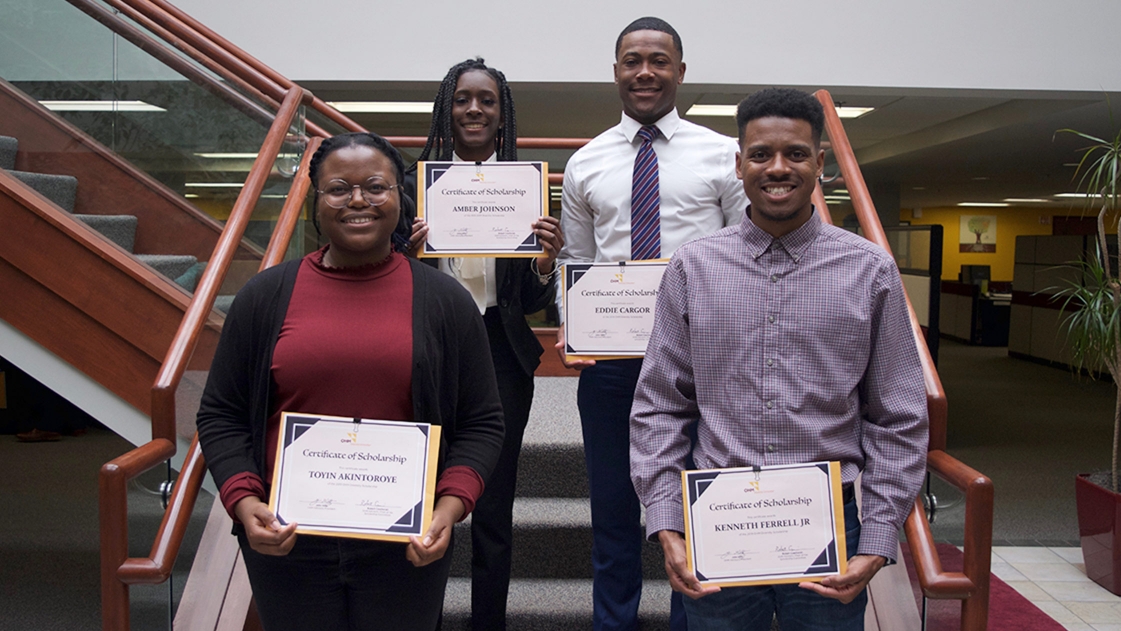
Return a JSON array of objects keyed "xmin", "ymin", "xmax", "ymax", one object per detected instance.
[{"xmin": 630, "ymin": 211, "xmax": 928, "ymax": 561}]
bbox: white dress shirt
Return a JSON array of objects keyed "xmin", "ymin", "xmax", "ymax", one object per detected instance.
[
  {"xmin": 556, "ymin": 109, "xmax": 747, "ymax": 318},
  {"xmin": 438, "ymin": 152, "xmax": 498, "ymax": 314}
]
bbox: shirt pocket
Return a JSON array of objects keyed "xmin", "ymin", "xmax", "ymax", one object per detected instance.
[{"xmin": 791, "ymin": 308, "xmax": 870, "ymax": 392}]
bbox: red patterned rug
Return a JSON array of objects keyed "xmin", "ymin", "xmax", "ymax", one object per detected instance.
[{"xmin": 901, "ymin": 543, "xmax": 1066, "ymax": 630}]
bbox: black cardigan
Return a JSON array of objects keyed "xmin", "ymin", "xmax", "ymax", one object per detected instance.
[{"xmin": 196, "ymin": 256, "xmax": 505, "ymax": 493}]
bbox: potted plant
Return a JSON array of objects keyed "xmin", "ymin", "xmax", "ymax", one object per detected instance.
[{"xmin": 1054, "ymin": 120, "xmax": 1121, "ymax": 595}]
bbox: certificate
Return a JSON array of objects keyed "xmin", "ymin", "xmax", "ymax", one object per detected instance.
[
  {"xmin": 268, "ymin": 413, "xmax": 441, "ymax": 542},
  {"xmin": 563, "ymin": 260, "xmax": 667, "ymax": 359},
  {"xmin": 418, "ymin": 161, "xmax": 548, "ymax": 257},
  {"xmin": 682, "ymin": 462, "xmax": 847, "ymax": 587}
]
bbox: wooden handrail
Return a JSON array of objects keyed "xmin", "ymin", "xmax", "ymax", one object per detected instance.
[
  {"xmin": 96, "ymin": 0, "xmax": 279, "ymax": 111},
  {"xmin": 814, "ymin": 90, "xmax": 990, "ymax": 631},
  {"xmin": 812, "ymin": 181, "xmax": 834, "ymax": 226},
  {"xmin": 149, "ymin": 86, "xmax": 308, "ymax": 443},
  {"xmin": 260, "ymin": 136, "xmax": 321, "ymax": 269},
  {"xmin": 66, "ymin": 0, "xmax": 275, "ymax": 128}
]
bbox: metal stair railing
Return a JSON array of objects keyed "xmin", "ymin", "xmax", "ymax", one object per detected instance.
[{"xmin": 814, "ymin": 89, "xmax": 993, "ymax": 631}]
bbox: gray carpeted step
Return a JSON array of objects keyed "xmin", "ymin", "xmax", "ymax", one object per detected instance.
[
  {"xmin": 0, "ymin": 136, "xmax": 16, "ymax": 170},
  {"xmin": 450, "ymin": 497, "xmax": 664, "ymax": 580},
  {"xmin": 137, "ymin": 254, "xmax": 198, "ymax": 282},
  {"xmin": 214, "ymin": 294, "xmax": 236, "ymax": 313},
  {"xmin": 73, "ymin": 214, "xmax": 138, "ymax": 252},
  {"xmin": 517, "ymin": 443, "xmax": 589, "ymax": 498},
  {"xmin": 442, "ymin": 577, "xmax": 673, "ymax": 630},
  {"xmin": 7, "ymin": 169, "xmax": 77, "ymax": 212}
]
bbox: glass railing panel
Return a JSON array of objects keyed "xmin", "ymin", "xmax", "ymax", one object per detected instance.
[{"xmin": 0, "ymin": 0, "xmax": 306, "ymax": 252}]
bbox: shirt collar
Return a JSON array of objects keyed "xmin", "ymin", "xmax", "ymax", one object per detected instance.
[
  {"xmin": 739, "ymin": 206, "xmax": 823, "ymax": 261},
  {"xmin": 619, "ymin": 108, "xmax": 682, "ymax": 143},
  {"xmin": 453, "ymin": 152, "xmax": 497, "ymax": 163}
]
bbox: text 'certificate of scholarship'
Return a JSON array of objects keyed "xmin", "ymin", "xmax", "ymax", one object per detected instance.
[
  {"xmin": 269, "ymin": 413, "xmax": 441, "ymax": 542},
  {"xmin": 562, "ymin": 260, "xmax": 667, "ymax": 360},
  {"xmin": 418, "ymin": 161, "xmax": 548, "ymax": 257},
  {"xmin": 682, "ymin": 462, "xmax": 847, "ymax": 587}
]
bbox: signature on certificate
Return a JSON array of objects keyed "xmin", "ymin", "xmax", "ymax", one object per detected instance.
[
  {"xmin": 449, "ymin": 228, "xmax": 472, "ymax": 237},
  {"xmin": 718, "ymin": 549, "xmax": 750, "ymax": 562},
  {"xmin": 307, "ymin": 498, "xmax": 340, "ymax": 509},
  {"xmin": 359, "ymin": 499, "xmax": 395, "ymax": 517},
  {"xmin": 587, "ymin": 329, "xmax": 611, "ymax": 339}
]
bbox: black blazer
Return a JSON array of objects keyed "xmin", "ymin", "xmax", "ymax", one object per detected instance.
[{"xmin": 403, "ymin": 170, "xmax": 553, "ymax": 377}]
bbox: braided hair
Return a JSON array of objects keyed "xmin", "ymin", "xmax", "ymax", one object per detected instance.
[
  {"xmin": 413, "ymin": 57, "xmax": 518, "ymax": 165},
  {"xmin": 308, "ymin": 132, "xmax": 412, "ymax": 253}
]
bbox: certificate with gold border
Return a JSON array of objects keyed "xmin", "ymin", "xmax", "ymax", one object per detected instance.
[
  {"xmin": 682, "ymin": 462, "xmax": 847, "ymax": 587},
  {"xmin": 562, "ymin": 260, "xmax": 667, "ymax": 360},
  {"xmin": 417, "ymin": 161, "xmax": 548, "ymax": 258},
  {"xmin": 269, "ymin": 413, "xmax": 441, "ymax": 542}
]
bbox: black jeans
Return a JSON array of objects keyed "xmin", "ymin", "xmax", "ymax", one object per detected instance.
[{"xmin": 239, "ymin": 533, "xmax": 453, "ymax": 631}]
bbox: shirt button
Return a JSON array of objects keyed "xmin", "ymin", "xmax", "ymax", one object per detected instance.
[
  {"xmin": 766, "ymin": 444, "xmax": 776, "ymax": 453},
  {"xmin": 766, "ymin": 400, "xmax": 774, "ymax": 409},
  {"xmin": 770, "ymin": 274, "xmax": 779, "ymax": 283},
  {"xmin": 767, "ymin": 315, "xmax": 776, "ymax": 324},
  {"xmin": 766, "ymin": 358, "xmax": 774, "ymax": 367}
]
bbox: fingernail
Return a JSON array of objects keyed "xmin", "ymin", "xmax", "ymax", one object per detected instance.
[{"xmin": 423, "ymin": 536, "xmax": 432, "ymax": 546}]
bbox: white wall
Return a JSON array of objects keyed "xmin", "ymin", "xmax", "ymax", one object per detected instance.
[{"xmin": 176, "ymin": 0, "xmax": 1121, "ymax": 92}]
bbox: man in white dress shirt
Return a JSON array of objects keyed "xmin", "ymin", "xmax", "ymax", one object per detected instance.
[{"xmin": 554, "ymin": 16, "xmax": 747, "ymax": 631}]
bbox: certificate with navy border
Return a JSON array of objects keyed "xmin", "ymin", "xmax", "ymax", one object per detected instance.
[
  {"xmin": 417, "ymin": 161, "xmax": 548, "ymax": 257},
  {"xmin": 682, "ymin": 461, "xmax": 847, "ymax": 587},
  {"xmin": 268, "ymin": 413, "xmax": 441, "ymax": 542},
  {"xmin": 562, "ymin": 260, "xmax": 667, "ymax": 360}
]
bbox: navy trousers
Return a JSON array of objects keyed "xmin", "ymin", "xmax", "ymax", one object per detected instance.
[{"xmin": 578, "ymin": 359, "xmax": 686, "ymax": 631}]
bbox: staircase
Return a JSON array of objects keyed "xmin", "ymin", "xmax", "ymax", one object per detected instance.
[
  {"xmin": 0, "ymin": 134, "xmax": 235, "ymax": 310},
  {"xmin": 443, "ymin": 377, "xmax": 675, "ymax": 630}
]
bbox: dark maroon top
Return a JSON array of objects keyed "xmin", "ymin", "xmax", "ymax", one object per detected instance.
[{"xmin": 219, "ymin": 248, "xmax": 484, "ymax": 520}]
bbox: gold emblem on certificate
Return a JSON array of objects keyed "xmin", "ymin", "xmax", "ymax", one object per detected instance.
[
  {"xmin": 682, "ymin": 462, "xmax": 847, "ymax": 586},
  {"xmin": 417, "ymin": 161, "xmax": 549, "ymax": 257},
  {"xmin": 269, "ymin": 413, "xmax": 441, "ymax": 542},
  {"xmin": 562, "ymin": 260, "xmax": 667, "ymax": 360}
]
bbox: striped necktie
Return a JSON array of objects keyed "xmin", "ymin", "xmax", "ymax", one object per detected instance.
[{"xmin": 631, "ymin": 125, "xmax": 661, "ymax": 260}]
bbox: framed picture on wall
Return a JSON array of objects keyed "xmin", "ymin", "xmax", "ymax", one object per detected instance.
[{"xmin": 960, "ymin": 215, "xmax": 996, "ymax": 253}]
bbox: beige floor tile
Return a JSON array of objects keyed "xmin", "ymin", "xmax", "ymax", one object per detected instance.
[
  {"xmin": 1036, "ymin": 601, "xmax": 1081, "ymax": 623},
  {"xmin": 1005, "ymin": 580, "xmax": 1055, "ymax": 602},
  {"xmin": 1062, "ymin": 623, "xmax": 1094, "ymax": 631},
  {"xmin": 1039, "ymin": 581, "xmax": 1121, "ymax": 602},
  {"xmin": 1089, "ymin": 624, "xmax": 1121, "ymax": 631},
  {"xmin": 1051, "ymin": 547, "xmax": 1085, "ymax": 564},
  {"xmin": 991, "ymin": 561, "xmax": 1028, "ymax": 582},
  {"xmin": 994, "ymin": 546, "xmax": 1065, "ymax": 564},
  {"xmin": 1010, "ymin": 562, "xmax": 1095, "ymax": 582},
  {"xmin": 1066, "ymin": 601, "xmax": 1121, "ymax": 624}
]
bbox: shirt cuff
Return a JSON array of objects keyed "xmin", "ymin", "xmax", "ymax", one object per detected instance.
[
  {"xmin": 855, "ymin": 519, "xmax": 901, "ymax": 562},
  {"xmin": 435, "ymin": 465, "xmax": 485, "ymax": 521},
  {"xmin": 644, "ymin": 498, "xmax": 685, "ymax": 541},
  {"xmin": 219, "ymin": 472, "xmax": 266, "ymax": 521}
]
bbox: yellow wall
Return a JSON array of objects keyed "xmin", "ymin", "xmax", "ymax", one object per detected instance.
[{"xmin": 902, "ymin": 207, "xmax": 1117, "ymax": 281}]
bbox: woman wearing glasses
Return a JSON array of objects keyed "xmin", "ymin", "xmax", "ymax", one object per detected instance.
[
  {"xmin": 196, "ymin": 131, "xmax": 504, "ymax": 630},
  {"xmin": 404, "ymin": 58, "xmax": 563, "ymax": 631}
]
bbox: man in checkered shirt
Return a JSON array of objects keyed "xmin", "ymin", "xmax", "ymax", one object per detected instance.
[{"xmin": 630, "ymin": 88, "xmax": 928, "ymax": 631}]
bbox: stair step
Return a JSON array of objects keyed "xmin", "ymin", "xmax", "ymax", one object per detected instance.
[
  {"xmin": 214, "ymin": 294, "xmax": 235, "ymax": 313},
  {"xmin": 450, "ymin": 498, "xmax": 665, "ymax": 580},
  {"xmin": 0, "ymin": 136, "xmax": 16, "ymax": 170},
  {"xmin": 516, "ymin": 377, "xmax": 587, "ymax": 498},
  {"xmin": 7, "ymin": 169, "xmax": 77, "ymax": 212},
  {"xmin": 73, "ymin": 214, "xmax": 138, "ymax": 252},
  {"xmin": 441, "ymin": 577, "xmax": 672, "ymax": 631},
  {"xmin": 137, "ymin": 254, "xmax": 198, "ymax": 284}
]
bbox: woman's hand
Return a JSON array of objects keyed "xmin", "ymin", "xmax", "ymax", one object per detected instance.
[
  {"xmin": 406, "ymin": 495, "xmax": 465, "ymax": 567},
  {"xmin": 408, "ymin": 217, "xmax": 429, "ymax": 259},
  {"xmin": 533, "ymin": 216, "xmax": 564, "ymax": 275},
  {"xmin": 234, "ymin": 496, "xmax": 297, "ymax": 556}
]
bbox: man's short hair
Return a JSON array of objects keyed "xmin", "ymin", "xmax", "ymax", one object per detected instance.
[
  {"xmin": 615, "ymin": 17, "xmax": 683, "ymax": 60},
  {"xmin": 736, "ymin": 88, "xmax": 825, "ymax": 146}
]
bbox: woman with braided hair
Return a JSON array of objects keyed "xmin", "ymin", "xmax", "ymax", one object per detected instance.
[
  {"xmin": 405, "ymin": 58, "xmax": 564, "ymax": 631},
  {"xmin": 196, "ymin": 131, "xmax": 504, "ymax": 630}
]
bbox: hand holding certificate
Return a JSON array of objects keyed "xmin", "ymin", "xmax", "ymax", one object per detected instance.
[
  {"xmin": 269, "ymin": 413, "xmax": 441, "ymax": 543},
  {"xmin": 682, "ymin": 462, "xmax": 847, "ymax": 587}
]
